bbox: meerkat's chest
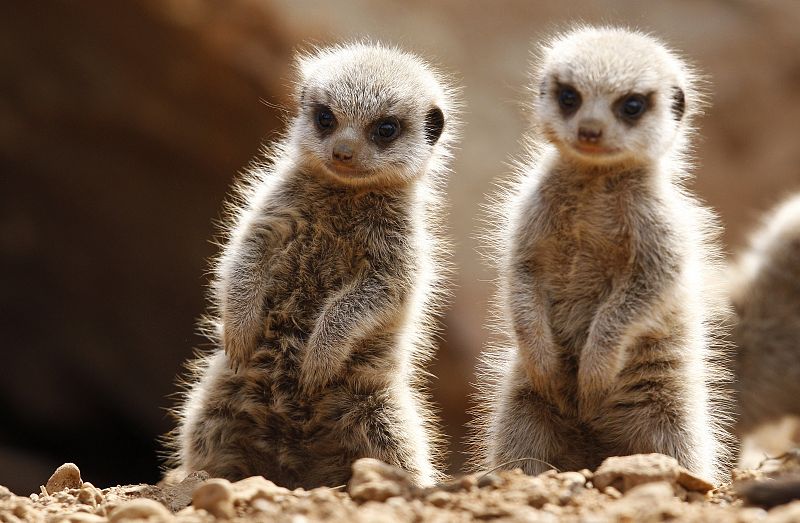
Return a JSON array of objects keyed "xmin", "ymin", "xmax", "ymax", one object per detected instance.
[
  {"xmin": 261, "ymin": 216, "xmax": 367, "ymax": 310},
  {"xmin": 530, "ymin": 186, "xmax": 637, "ymax": 343}
]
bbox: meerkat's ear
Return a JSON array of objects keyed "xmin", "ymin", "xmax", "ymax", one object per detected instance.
[
  {"xmin": 670, "ymin": 87, "xmax": 686, "ymax": 121},
  {"xmin": 424, "ymin": 106, "xmax": 445, "ymax": 145}
]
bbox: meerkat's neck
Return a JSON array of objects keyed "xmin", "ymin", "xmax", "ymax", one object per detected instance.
[{"xmin": 552, "ymin": 154, "xmax": 654, "ymax": 187}]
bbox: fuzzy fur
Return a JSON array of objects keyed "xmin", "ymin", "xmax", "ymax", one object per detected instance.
[
  {"xmin": 728, "ymin": 193, "xmax": 800, "ymax": 436},
  {"xmin": 165, "ymin": 42, "xmax": 459, "ymax": 489},
  {"xmin": 470, "ymin": 26, "xmax": 732, "ymax": 483}
]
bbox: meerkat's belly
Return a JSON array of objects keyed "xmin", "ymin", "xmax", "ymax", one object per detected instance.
[
  {"xmin": 536, "ymin": 211, "xmax": 633, "ymax": 352},
  {"xmin": 259, "ymin": 228, "xmax": 363, "ymax": 345}
]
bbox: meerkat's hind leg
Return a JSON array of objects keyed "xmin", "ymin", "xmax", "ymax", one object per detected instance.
[
  {"xmin": 488, "ymin": 374, "xmax": 588, "ymax": 475},
  {"xmin": 597, "ymin": 355, "xmax": 717, "ymax": 480},
  {"xmin": 330, "ymin": 386, "xmax": 439, "ymax": 486}
]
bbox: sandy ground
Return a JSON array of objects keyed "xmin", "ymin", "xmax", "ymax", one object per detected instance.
[{"xmin": 3, "ymin": 453, "xmax": 799, "ymax": 523}]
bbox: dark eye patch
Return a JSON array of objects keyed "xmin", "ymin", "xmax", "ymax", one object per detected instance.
[
  {"xmin": 314, "ymin": 104, "xmax": 337, "ymax": 134},
  {"xmin": 555, "ymin": 83, "xmax": 582, "ymax": 117},
  {"xmin": 613, "ymin": 92, "xmax": 653, "ymax": 124},
  {"xmin": 371, "ymin": 116, "xmax": 402, "ymax": 145}
]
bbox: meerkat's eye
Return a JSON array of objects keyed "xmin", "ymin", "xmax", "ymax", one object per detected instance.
[
  {"xmin": 372, "ymin": 117, "xmax": 401, "ymax": 144},
  {"xmin": 618, "ymin": 94, "xmax": 648, "ymax": 121},
  {"xmin": 556, "ymin": 84, "xmax": 582, "ymax": 115},
  {"xmin": 315, "ymin": 106, "xmax": 336, "ymax": 132}
]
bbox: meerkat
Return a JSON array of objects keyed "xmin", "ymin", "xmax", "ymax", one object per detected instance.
[
  {"xmin": 728, "ymin": 194, "xmax": 800, "ymax": 437},
  {"xmin": 165, "ymin": 42, "xmax": 458, "ymax": 489},
  {"xmin": 471, "ymin": 26, "xmax": 731, "ymax": 482}
]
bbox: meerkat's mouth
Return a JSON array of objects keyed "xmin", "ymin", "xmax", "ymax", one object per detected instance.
[
  {"xmin": 325, "ymin": 162, "xmax": 372, "ymax": 178},
  {"xmin": 572, "ymin": 143, "xmax": 621, "ymax": 156}
]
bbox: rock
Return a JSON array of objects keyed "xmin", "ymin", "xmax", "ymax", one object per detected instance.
[
  {"xmin": 593, "ymin": 453, "xmax": 712, "ymax": 493},
  {"xmin": 765, "ymin": 500, "xmax": 800, "ymax": 523},
  {"xmin": 556, "ymin": 471, "xmax": 586, "ymax": 490},
  {"xmin": 232, "ymin": 475, "xmax": 290, "ymax": 503},
  {"xmin": 76, "ymin": 483, "xmax": 103, "ymax": 507},
  {"xmin": 426, "ymin": 490, "xmax": 451, "ymax": 507},
  {"xmin": 476, "ymin": 473, "xmax": 502, "ymax": 489},
  {"xmin": 676, "ymin": 469, "xmax": 714, "ymax": 493},
  {"xmin": 108, "ymin": 498, "xmax": 173, "ymax": 522},
  {"xmin": 348, "ymin": 458, "xmax": 414, "ymax": 502},
  {"xmin": 608, "ymin": 481, "xmax": 679, "ymax": 520},
  {"xmin": 737, "ymin": 475, "xmax": 800, "ymax": 509},
  {"xmin": 45, "ymin": 463, "xmax": 83, "ymax": 493},
  {"xmin": 0, "ymin": 486, "xmax": 10, "ymax": 500},
  {"xmin": 160, "ymin": 471, "xmax": 209, "ymax": 512},
  {"xmin": 191, "ymin": 478, "xmax": 235, "ymax": 519},
  {"xmin": 64, "ymin": 513, "xmax": 107, "ymax": 523}
]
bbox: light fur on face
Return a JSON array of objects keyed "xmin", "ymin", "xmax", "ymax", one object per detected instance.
[
  {"xmin": 290, "ymin": 42, "xmax": 457, "ymax": 188},
  {"xmin": 532, "ymin": 26, "xmax": 702, "ymax": 170}
]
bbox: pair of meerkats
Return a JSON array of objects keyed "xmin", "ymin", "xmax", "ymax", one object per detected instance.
[{"xmin": 165, "ymin": 26, "xmax": 798, "ymax": 489}]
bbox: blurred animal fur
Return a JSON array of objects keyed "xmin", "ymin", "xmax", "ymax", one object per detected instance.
[{"xmin": 728, "ymin": 194, "xmax": 800, "ymax": 437}]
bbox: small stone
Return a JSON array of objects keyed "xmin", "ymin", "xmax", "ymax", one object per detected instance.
[
  {"xmin": 459, "ymin": 475, "xmax": 478, "ymax": 490},
  {"xmin": 608, "ymin": 481, "xmax": 678, "ymax": 520},
  {"xmin": 426, "ymin": 490, "xmax": 451, "ymax": 507},
  {"xmin": 603, "ymin": 486, "xmax": 622, "ymax": 499},
  {"xmin": 77, "ymin": 482, "xmax": 103, "ymax": 507},
  {"xmin": 476, "ymin": 473, "xmax": 502, "ymax": 489},
  {"xmin": 677, "ymin": 469, "xmax": 714, "ymax": 493},
  {"xmin": 65, "ymin": 513, "xmax": 107, "ymax": 523},
  {"xmin": 556, "ymin": 471, "xmax": 587, "ymax": 490},
  {"xmin": 233, "ymin": 475, "xmax": 290, "ymax": 502},
  {"xmin": 765, "ymin": 501, "xmax": 800, "ymax": 523},
  {"xmin": 348, "ymin": 458, "xmax": 414, "ymax": 502},
  {"xmin": 161, "ymin": 471, "xmax": 209, "ymax": 512},
  {"xmin": 109, "ymin": 498, "xmax": 172, "ymax": 522},
  {"xmin": 46, "ymin": 463, "xmax": 83, "ymax": 493},
  {"xmin": 192, "ymin": 478, "xmax": 235, "ymax": 519},
  {"xmin": 0, "ymin": 485, "xmax": 11, "ymax": 500},
  {"xmin": 593, "ymin": 454, "xmax": 681, "ymax": 493}
]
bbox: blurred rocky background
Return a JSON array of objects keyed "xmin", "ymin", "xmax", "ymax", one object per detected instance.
[{"xmin": 1, "ymin": 0, "xmax": 798, "ymax": 495}]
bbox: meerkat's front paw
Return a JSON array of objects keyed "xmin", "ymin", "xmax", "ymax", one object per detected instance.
[
  {"xmin": 577, "ymin": 343, "xmax": 624, "ymax": 410},
  {"xmin": 298, "ymin": 333, "xmax": 343, "ymax": 395},
  {"xmin": 221, "ymin": 318, "xmax": 261, "ymax": 373}
]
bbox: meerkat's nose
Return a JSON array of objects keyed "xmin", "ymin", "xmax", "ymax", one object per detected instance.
[
  {"xmin": 577, "ymin": 121, "xmax": 603, "ymax": 144},
  {"xmin": 332, "ymin": 142, "xmax": 354, "ymax": 162}
]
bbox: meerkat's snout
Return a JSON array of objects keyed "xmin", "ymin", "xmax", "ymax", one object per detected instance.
[
  {"xmin": 331, "ymin": 140, "xmax": 356, "ymax": 163},
  {"xmin": 577, "ymin": 119, "xmax": 603, "ymax": 144}
]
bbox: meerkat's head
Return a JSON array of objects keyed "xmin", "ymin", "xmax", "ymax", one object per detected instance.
[
  {"xmin": 533, "ymin": 27, "xmax": 699, "ymax": 168},
  {"xmin": 290, "ymin": 42, "xmax": 455, "ymax": 188}
]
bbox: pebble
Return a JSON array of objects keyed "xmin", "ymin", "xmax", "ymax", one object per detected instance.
[
  {"xmin": 192, "ymin": 478, "xmax": 235, "ymax": 519},
  {"xmin": 108, "ymin": 498, "xmax": 173, "ymax": 522},
  {"xmin": 77, "ymin": 482, "xmax": 103, "ymax": 507},
  {"xmin": 233, "ymin": 475, "xmax": 290, "ymax": 502},
  {"xmin": 45, "ymin": 463, "xmax": 83, "ymax": 493},
  {"xmin": 593, "ymin": 453, "xmax": 712, "ymax": 493},
  {"xmin": 348, "ymin": 458, "xmax": 414, "ymax": 502}
]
